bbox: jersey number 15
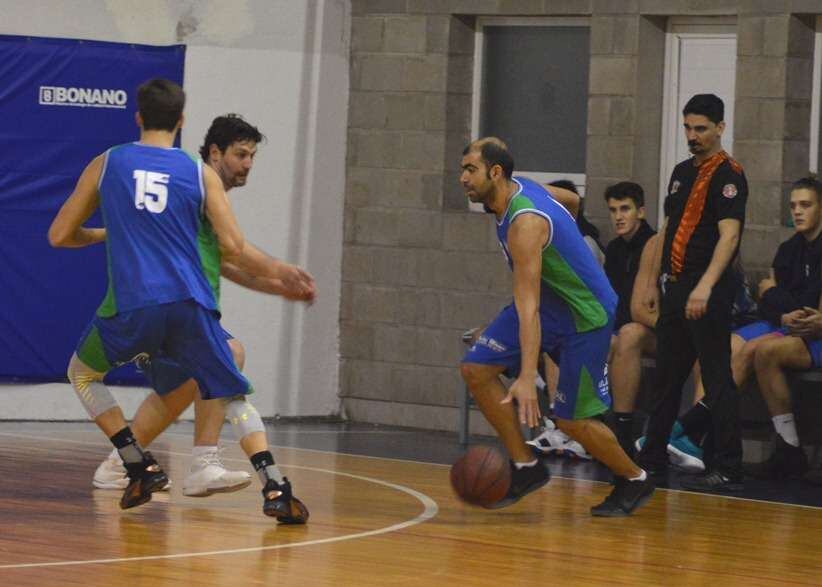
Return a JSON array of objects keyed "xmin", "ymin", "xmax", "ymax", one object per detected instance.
[{"xmin": 133, "ymin": 170, "xmax": 170, "ymax": 213}]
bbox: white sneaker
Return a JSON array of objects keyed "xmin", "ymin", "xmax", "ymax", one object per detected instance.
[
  {"xmin": 527, "ymin": 419, "xmax": 592, "ymax": 460},
  {"xmin": 555, "ymin": 437, "xmax": 592, "ymax": 460},
  {"xmin": 93, "ymin": 448, "xmax": 172, "ymax": 490},
  {"xmin": 527, "ymin": 418, "xmax": 567, "ymax": 454},
  {"xmin": 182, "ymin": 448, "xmax": 252, "ymax": 497}
]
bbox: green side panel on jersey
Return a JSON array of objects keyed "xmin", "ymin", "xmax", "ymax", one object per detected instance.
[
  {"xmin": 76, "ymin": 326, "xmax": 113, "ymax": 373},
  {"xmin": 197, "ymin": 217, "xmax": 222, "ymax": 308},
  {"xmin": 508, "ymin": 194, "xmax": 608, "ymax": 332},
  {"xmin": 540, "ymin": 248, "xmax": 608, "ymax": 332},
  {"xmin": 96, "ymin": 191, "xmax": 118, "ymax": 318},
  {"xmin": 184, "ymin": 150, "xmax": 199, "ymax": 163},
  {"xmin": 573, "ymin": 366, "xmax": 609, "ymax": 420}
]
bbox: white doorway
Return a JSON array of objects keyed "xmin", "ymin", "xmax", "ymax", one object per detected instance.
[{"xmin": 659, "ymin": 17, "xmax": 737, "ymax": 226}]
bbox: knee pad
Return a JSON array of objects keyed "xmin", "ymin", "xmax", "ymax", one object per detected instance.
[
  {"xmin": 223, "ymin": 396, "xmax": 265, "ymax": 438},
  {"xmin": 68, "ymin": 353, "xmax": 117, "ymax": 419}
]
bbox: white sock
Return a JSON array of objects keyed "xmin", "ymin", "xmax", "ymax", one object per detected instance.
[
  {"xmin": 772, "ymin": 414, "xmax": 800, "ymax": 447},
  {"xmin": 514, "ymin": 459, "xmax": 538, "ymax": 469},
  {"xmin": 192, "ymin": 445, "xmax": 218, "ymax": 459},
  {"xmin": 628, "ymin": 469, "xmax": 647, "ymax": 482}
]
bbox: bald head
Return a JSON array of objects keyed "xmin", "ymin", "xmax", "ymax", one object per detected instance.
[{"xmin": 462, "ymin": 136, "xmax": 514, "ymax": 179}]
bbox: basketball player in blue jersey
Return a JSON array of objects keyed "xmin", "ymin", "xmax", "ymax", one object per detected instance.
[
  {"xmin": 459, "ymin": 138, "xmax": 655, "ymax": 516},
  {"xmin": 91, "ymin": 115, "xmax": 316, "ymax": 498},
  {"xmin": 48, "ymin": 79, "xmax": 309, "ymax": 522}
]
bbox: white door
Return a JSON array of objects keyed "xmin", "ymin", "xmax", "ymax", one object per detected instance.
[{"xmin": 659, "ymin": 18, "xmax": 737, "ymax": 226}]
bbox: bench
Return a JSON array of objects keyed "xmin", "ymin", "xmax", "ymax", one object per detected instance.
[{"xmin": 458, "ymin": 334, "xmax": 822, "ymax": 453}]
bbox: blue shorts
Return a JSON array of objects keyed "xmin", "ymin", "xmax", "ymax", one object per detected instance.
[
  {"xmin": 142, "ymin": 327, "xmax": 235, "ymax": 395},
  {"xmin": 76, "ymin": 300, "xmax": 250, "ymax": 400},
  {"xmin": 734, "ymin": 320, "xmax": 786, "ymax": 342},
  {"xmin": 733, "ymin": 320, "xmax": 822, "ymax": 368},
  {"xmin": 806, "ymin": 339, "xmax": 822, "ymax": 368},
  {"xmin": 462, "ymin": 304, "xmax": 613, "ymax": 420}
]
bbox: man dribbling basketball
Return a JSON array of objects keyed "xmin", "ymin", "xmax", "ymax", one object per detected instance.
[{"xmin": 459, "ymin": 138, "xmax": 655, "ymax": 516}]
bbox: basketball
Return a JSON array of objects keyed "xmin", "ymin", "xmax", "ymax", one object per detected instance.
[{"xmin": 450, "ymin": 445, "xmax": 511, "ymax": 507}]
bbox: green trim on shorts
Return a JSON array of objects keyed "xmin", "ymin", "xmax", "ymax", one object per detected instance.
[
  {"xmin": 572, "ymin": 366, "xmax": 609, "ymax": 420},
  {"xmin": 76, "ymin": 326, "xmax": 113, "ymax": 373}
]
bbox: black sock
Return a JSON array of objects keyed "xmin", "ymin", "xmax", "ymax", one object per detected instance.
[
  {"xmin": 613, "ymin": 411, "xmax": 635, "ymax": 456},
  {"xmin": 251, "ymin": 450, "xmax": 284, "ymax": 485},
  {"xmin": 679, "ymin": 402, "xmax": 710, "ymax": 444},
  {"xmin": 109, "ymin": 426, "xmax": 145, "ymax": 465}
]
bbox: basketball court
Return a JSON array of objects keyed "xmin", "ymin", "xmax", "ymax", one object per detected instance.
[{"xmin": 0, "ymin": 421, "xmax": 820, "ymax": 586}]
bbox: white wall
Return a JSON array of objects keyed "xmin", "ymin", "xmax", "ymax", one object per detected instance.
[{"xmin": 0, "ymin": 0, "xmax": 349, "ymax": 418}]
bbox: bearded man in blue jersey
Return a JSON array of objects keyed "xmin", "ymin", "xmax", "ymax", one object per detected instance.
[
  {"xmin": 48, "ymin": 79, "xmax": 310, "ymax": 522},
  {"xmin": 459, "ymin": 137, "xmax": 654, "ymax": 516},
  {"xmin": 90, "ymin": 114, "xmax": 315, "ymax": 498}
]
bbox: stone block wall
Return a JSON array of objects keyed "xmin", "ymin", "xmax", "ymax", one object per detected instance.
[{"xmin": 344, "ymin": 0, "xmax": 821, "ymax": 432}]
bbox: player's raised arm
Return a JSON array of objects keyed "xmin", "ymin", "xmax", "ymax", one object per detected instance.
[
  {"xmin": 203, "ymin": 164, "xmax": 244, "ymax": 262},
  {"xmin": 48, "ymin": 155, "xmax": 107, "ymax": 248}
]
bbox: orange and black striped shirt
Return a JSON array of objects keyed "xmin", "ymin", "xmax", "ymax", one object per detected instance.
[{"xmin": 661, "ymin": 152, "xmax": 747, "ymax": 277}]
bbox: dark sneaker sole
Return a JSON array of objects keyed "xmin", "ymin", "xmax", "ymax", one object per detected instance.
[
  {"xmin": 120, "ymin": 472, "xmax": 169, "ymax": 510},
  {"xmin": 264, "ymin": 497, "xmax": 309, "ymax": 524},
  {"xmin": 591, "ymin": 485, "xmax": 655, "ymax": 517},
  {"xmin": 183, "ymin": 478, "xmax": 252, "ymax": 498},
  {"xmin": 679, "ymin": 480, "xmax": 744, "ymax": 493},
  {"xmin": 483, "ymin": 474, "xmax": 551, "ymax": 510}
]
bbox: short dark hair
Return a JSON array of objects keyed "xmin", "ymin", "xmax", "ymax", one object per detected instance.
[
  {"xmin": 683, "ymin": 94, "xmax": 724, "ymax": 125},
  {"xmin": 137, "ymin": 79, "xmax": 185, "ymax": 131},
  {"xmin": 463, "ymin": 137, "xmax": 515, "ymax": 179},
  {"xmin": 199, "ymin": 114, "xmax": 265, "ymax": 161},
  {"xmin": 548, "ymin": 179, "xmax": 579, "ymax": 195},
  {"xmin": 791, "ymin": 176, "xmax": 822, "ymax": 202},
  {"xmin": 604, "ymin": 181, "xmax": 645, "ymax": 208}
]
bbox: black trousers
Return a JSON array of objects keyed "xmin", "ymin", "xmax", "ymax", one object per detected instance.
[{"xmin": 640, "ymin": 271, "xmax": 743, "ymax": 475}]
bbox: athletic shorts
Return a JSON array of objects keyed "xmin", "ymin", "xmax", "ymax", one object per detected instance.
[
  {"xmin": 75, "ymin": 300, "xmax": 250, "ymax": 400},
  {"xmin": 733, "ymin": 320, "xmax": 822, "ymax": 368},
  {"xmin": 805, "ymin": 338, "xmax": 822, "ymax": 368},
  {"xmin": 462, "ymin": 303, "xmax": 613, "ymax": 420},
  {"xmin": 733, "ymin": 320, "xmax": 786, "ymax": 342},
  {"xmin": 141, "ymin": 327, "xmax": 235, "ymax": 395}
]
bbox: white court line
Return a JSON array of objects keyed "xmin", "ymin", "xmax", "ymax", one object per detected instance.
[
  {"xmin": 0, "ymin": 432, "xmax": 439, "ymax": 570},
  {"xmin": 1, "ymin": 429, "xmax": 820, "ymax": 512}
]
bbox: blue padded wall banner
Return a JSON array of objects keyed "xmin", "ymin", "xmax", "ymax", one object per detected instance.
[{"xmin": 0, "ymin": 35, "xmax": 185, "ymax": 383}]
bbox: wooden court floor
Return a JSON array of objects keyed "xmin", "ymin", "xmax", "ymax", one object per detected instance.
[{"xmin": 0, "ymin": 422, "xmax": 821, "ymax": 586}]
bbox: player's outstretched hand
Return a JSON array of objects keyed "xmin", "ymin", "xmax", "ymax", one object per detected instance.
[
  {"xmin": 501, "ymin": 377, "xmax": 541, "ymax": 428},
  {"xmin": 279, "ymin": 263, "xmax": 317, "ymax": 303}
]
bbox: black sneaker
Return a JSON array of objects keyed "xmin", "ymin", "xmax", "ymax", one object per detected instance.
[
  {"xmin": 262, "ymin": 477, "xmax": 309, "ymax": 524},
  {"xmin": 679, "ymin": 470, "xmax": 744, "ymax": 493},
  {"xmin": 591, "ymin": 476, "xmax": 655, "ymax": 517},
  {"xmin": 484, "ymin": 456, "xmax": 551, "ymax": 509},
  {"xmin": 120, "ymin": 451, "xmax": 169, "ymax": 510},
  {"xmin": 744, "ymin": 437, "xmax": 808, "ymax": 480}
]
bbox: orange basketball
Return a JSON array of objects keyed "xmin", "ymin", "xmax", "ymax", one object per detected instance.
[{"xmin": 450, "ymin": 445, "xmax": 510, "ymax": 507}]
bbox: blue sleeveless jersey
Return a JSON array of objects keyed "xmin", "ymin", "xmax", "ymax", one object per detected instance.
[
  {"xmin": 497, "ymin": 176, "xmax": 617, "ymax": 334},
  {"xmin": 95, "ymin": 142, "xmax": 219, "ymax": 317}
]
